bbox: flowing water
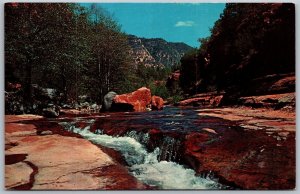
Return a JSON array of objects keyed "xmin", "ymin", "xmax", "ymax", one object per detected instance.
[{"xmin": 59, "ymin": 119, "xmax": 226, "ymax": 189}]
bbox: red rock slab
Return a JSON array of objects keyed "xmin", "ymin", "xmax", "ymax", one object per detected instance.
[
  {"xmin": 5, "ymin": 115, "xmax": 44, "ymax": 123},
  {"xmin": 198, "ymin": 107, "xmax": 295, "ymax": 120},
  {"xmin": 238, "ymin": 92, "xmax": 295, "ymax": 110},
  {"xmin": 5, "ymin": 115, "xmax": 40, "ymax": 138},
  {"xmin": 198, "ymin": 107, "xmax": 295, "ymax": 132},
  {"xmin": 5, "ymin": 122, "xmax": 37, "ymax": 135},
  {"xmin": 5, "ymin": 162, "xmax": 33, "ymax": 189},
  {"xmin": 180, "ymin": 97, "xmax": 210, "ymax": 106},
  {"xmin": 86, "ymin": 165, "xmax": 152, "ymax": 190},
  {"xmin": 184, "ymin": 128, "xmax": 295, "ymax": 189},
  {"xmin": 194, "ymin": 107, "xmax": 295, "ymax": 189},
  {"xmin": 269, "ymin": 75, "xmax": 295, "ymax": 92},
  {"xmin": 28, "ymin": 119, "xmax": 82, "ymax": 138},
  {"xmin": 179, "ymin": 95, "xmax": 223, "ymax": 107},
  {"xmin": 244, "ymin": 92, "xmax": 295, "ymax": 102},
  {"xmin": 5, "ymin": 115, "xmax": 149, "ymax": 190},
  {"xmin": 5, "ymin": 134, "xmax": 114, "ymax": 190},
  {"xmin": 113, "ymin": 87, "xmax": 151, "ymax": 112}
]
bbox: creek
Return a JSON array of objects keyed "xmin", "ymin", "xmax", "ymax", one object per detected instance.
[{"xmin": 58, "ymin": 106, "xmax": 231, "ymax": 189}]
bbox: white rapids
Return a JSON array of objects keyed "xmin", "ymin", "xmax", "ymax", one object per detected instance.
[{"xmin": 59, "ymin": 120, "xmax": 223, "ymax": 189}]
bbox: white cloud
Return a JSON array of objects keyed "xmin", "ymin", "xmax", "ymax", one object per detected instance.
[{"xmin": 175, "ymin": 21, "xmax": 196, "ymax": 27}]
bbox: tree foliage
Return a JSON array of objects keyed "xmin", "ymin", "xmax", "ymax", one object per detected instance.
[
  {"xmin": 6, "ymin": 3, "xmax": 79, "ymax": 104},
  {"xmin": 132, "ymin": 65, "xmax": 171, "ymax": 98},
  {"xmin": 180, "ymin": 3, "xmax": 295, "ymax": 95},
  {"xmin": 5, "ymin": 3, "xmax": 134, "ymax": 105}
]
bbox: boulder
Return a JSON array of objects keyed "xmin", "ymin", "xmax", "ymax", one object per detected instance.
[
  {"xmin": 151, "ymin": 96, "xmax": 164, "ymax": 110},
  {"xmin": 42, "ymin": 104, "xmax": 60, "ymax": 118},
  {"xmin": 61, "ymin": 103, "xmax": 73, "ymax": 109},
  {"xmin": 40, "ymin": 130, "xmax": 53, "ymax": 135},
  {"xmin": 90, "ymin": 103, "xmax": 100, "ymax": 113},
  {"xmin": 112, "ymin": 87, "xmax": 151, "ymax": 112},
  {"xmin": 31, "ymin": 84, "xmax": 59, "ymax": 101},
  {"xmin": 102, "ymin": 91, "xmax": 117, "ymax": 111}
]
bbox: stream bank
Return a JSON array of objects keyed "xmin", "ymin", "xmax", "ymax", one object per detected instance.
[{"xmin": 5, "ymin": 106, "xmax": 295, "ymax": 190}]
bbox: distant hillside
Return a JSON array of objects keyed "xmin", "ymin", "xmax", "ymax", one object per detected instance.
[{"xmin": 127, "ymin": 35, "xmax": 193, "ymax": 68}]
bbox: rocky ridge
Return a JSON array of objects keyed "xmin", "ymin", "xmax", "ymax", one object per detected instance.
[{"xmin": 127, "ymin": 35, "xmax": 193, "ymax": 68}]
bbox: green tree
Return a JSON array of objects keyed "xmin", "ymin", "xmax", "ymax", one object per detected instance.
[
  {"xmin": 179, "ymin": 3, "xmax": 295, "ymax": 96},
  {"xmin": 84, "ymin": 4, "xmax": 132, "ymax": 103},
  {"xmin": 5, "ymin": 3, "xmax": 81, "ymax": 108}
]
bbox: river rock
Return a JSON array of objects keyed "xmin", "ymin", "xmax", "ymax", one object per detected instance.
[
  {"xmin": 151, "ymin": 96, "xmax": 164, "ymax": 110},
  {"xmin": 112, "ymin": 87, "xmax": 151, "ymax": 112},
  {"xmin": 102, "ymin": 91, "xmax": 117, "ymax": 111},
  {"xmin": 40, "ymin": 130, "xmax": 53, "ymax": 135}
]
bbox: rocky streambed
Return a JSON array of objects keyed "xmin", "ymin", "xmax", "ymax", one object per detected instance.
[{"xmin": 5, "ymin": 106, "xmax": 295, "ymax": 190}]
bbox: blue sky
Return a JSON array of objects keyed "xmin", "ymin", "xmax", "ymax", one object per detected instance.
[{"xmin": 82, "ymin": 3, "xmax": 225, "ymax": 47}]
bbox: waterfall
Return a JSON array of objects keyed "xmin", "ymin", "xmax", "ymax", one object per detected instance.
[
  {"xmin": 59, "ymin": 120, "xmax": 226, "ymax": 189},
  {"xmin": 157, "ymin": 136, "xmax": 181, "ymax": 162},
  {"xmin": 125, "ymin": 130, "xmax": 150, "ymax": 145},
  {"xmin": 124, "ymin": 130, "xmax": 181, "ymax": 162}
]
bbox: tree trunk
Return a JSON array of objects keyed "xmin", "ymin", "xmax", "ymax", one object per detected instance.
[
  {"xmin": 61, "ymin": 65, "xmax": 67, "ymax": 102},
  {"xmin": 23, "ymin": 57, "xmax": 32, "ymax": 113}
]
